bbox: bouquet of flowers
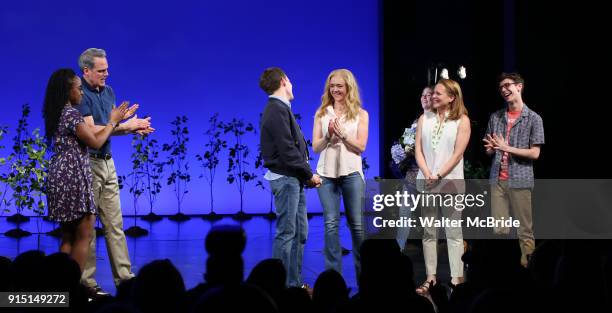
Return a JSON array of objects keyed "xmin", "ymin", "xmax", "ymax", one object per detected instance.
[
  {"xmin": 401, "ymin": 122, "xmax": 417, "ymax": 153},
  {"xmin": 391, "ymin": 121, "xmax": 417, "ymax": 164},
  {"xmin": 390, "ymin": 121, "xmax": 418, "ymax": 178}
]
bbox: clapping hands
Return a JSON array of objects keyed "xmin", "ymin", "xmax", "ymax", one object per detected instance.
[
  {"xmin": 121, "ymin": 101, "xmax": 138, "ymax": 120},
  {"xmin": 327, "ymin": 118, "xmax": 347, "ymax": 140},
  {"xmin": 483, "ymin": 134, "xmax": 510, "ymax": 152},
  {"xmin": 110, "ymin": 102, "xmax": 129, "ymax": 125},
  {"xmin": 117, "ymin": 100, "xmax": 156, "ymax": 135}
]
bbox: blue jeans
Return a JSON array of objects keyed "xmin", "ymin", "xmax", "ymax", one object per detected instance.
[
  {"xmin": 396, "ymin": 183, "xmax": 417, "ymax": 250},
  {"xmin": 269, "ymin": 176, "xmax": 308, "ymax": 287},
  {"xmin": 317, "ymin": 172, "xmax": 365, "ymax": 279}
]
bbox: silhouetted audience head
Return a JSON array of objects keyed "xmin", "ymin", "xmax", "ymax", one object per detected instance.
[
  {"xmin": 9, "ymin": 250, "xmax": 46, "ymax": 291},
  {"xmin": 463, "ymin": 239, "xmax": 527, "ymax": 289},
  {"xmin": 247, "ymin": 258, "xmax": 286, "ymax": 302},
  {"xmin": 204, "ymin": 225, "xmax": 246, "ymax": 286},
  {"xmin": 553, "ymin": 240, "xmax": 606, "ymax": 312},
  {"xmin": 0, "ymin": 256, "xmax": 11, "ymax": 291},
  {"xmin": 41, "ymin": 252, "xmax": 89, "ymax": 311},
  {"xmin": 359, "ymin": 239, "xmax": 402, "ymax": 296},
  {"xmin": 205, "ymin": 225, "xmax": 246, "ymax": 256},
  {"xmin": 134, "ymin": 259, "xmax": 185, "ymax": 313},
  {"xmin": 41, "ymin": 252, "xmax": 81, "ymax": 291},
  {"xmin": 194, "ymin": 283, "xmax": 277, "ymax": 313},
  {"xmin": 469, "ymin": 288, "xmax": 521, "ymax": 313},
  {"xmin": 313, "ymin": 269, "xmax": 349, "ymax": 313},
  {"xmin": 529, "ymin": 239, "xmax": 561, "ymax": 288},
  {"xmin": 116, "ymin": 277, "xmax": 136, "ymax": 303},
  {"xmin": 277, "ymin": 287, "xmax": 312, "ymax": 313},
  {"xmin": 354, "ymin": 239, "xmax": 434, "ymax": 312},
  {"xmin": 205, "ymin": 255, "xmax": 244, "ymax": 286}
]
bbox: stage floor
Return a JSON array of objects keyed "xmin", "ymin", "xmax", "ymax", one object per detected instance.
[{"xmin": 0, "ymin": 216, "xmax": 453, "ymax": 294}]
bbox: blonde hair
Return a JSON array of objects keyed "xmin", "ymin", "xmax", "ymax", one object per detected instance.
[
  {"xmin": 315, "ymin": 69, "xmax": 362, "ymax": 120},
  {"xmin": 433, "ymin": 79, "xmax": 468, "ymax": 120}
]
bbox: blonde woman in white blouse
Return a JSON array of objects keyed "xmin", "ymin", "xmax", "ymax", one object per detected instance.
[
  {"xmin": 312, "ymin": 69, "xmax": 369, "ymax": 280},
  {"xmin": 415, "ymin": 79, "xmax": 471, "ymax": 294}
]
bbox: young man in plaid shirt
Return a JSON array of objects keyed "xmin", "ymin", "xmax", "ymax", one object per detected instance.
[{"xmin": 483, "ymin": 72, "xmax": 545, "ymax": 268}]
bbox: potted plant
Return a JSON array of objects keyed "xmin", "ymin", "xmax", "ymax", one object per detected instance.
[
  {"xmin": 121, "ymin": 134, "xmax": 149, "ymax": 237},
  {"xmin": 140, "ymin": 135, "xmax": 164, "ymax": 222},
  {"xmin": 2, "ymin": 104, "xmax": 49, "ymax": 238},
  {"xmin": 163, "ymin": 116, "xmax": 191, "ymax": 222},
  {"xmin": 0, "ymin": 125, "xmax": 9, "ymax": 214},
  {"xmin": 223, "ymin": 118, "xmax": 257, "ymax": 221},
  {"xmin": 197, "ymin": 113, "xmax": 226, "ymax": 221}
]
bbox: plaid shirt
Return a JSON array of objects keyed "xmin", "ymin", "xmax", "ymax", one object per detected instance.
[{"xmin": 485, "ymin": 104, "xmax": 545, "ymax": 188}]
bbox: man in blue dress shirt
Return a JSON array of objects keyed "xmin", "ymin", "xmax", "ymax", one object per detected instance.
[{"xmin": 77, "ymin": 48, "xmax": 154, "ymax": 296}]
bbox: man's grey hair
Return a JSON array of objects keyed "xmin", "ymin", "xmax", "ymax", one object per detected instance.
[{"xmin": 78, "ymin": 48, "xmax": 106, "ymax": 71}]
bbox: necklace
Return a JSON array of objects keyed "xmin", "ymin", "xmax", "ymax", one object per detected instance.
[{"xmin": 431, "ymin": 113, "xmax": 447, "ymax": 150}]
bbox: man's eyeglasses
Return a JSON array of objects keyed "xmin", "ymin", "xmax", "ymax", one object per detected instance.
[{"xmin": 498, "ymin": 82, "xmax": 517, "ymax": 91}]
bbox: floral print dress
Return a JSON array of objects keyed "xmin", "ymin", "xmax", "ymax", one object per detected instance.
[{"xmin": 46, "ymin": 106, "xmax": 96, "ymax": 222}]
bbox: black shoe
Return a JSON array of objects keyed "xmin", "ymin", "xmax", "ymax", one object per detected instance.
[{"xmin": 87, "ymin": 285, "xmax": 111, "ymax": 300}]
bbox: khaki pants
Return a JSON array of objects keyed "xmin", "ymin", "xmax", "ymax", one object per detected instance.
[
  {"xmin": 491, "ymin": 180, "xmax": 535, "ymax": 267},
  {"xmin": 422, "ymin": 204, "xmax": 464, "ymax": 278},
  {"xmin": 82, "ymin": 157, "xmax": 134, "ymax": 287}
]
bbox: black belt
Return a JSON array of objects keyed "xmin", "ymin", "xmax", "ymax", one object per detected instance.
[{"xmin": 89, "ymin": 153, "xmax": 112, "ymax": 160}]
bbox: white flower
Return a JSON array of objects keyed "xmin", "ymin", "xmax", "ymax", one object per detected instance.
[
  {"xmin": 403, "ymin": 136, "xmax": 415, "ymax": 146},
  {"xmin": 440, "ymin": 68, "xmax": 449, "ymax": 79},
  {"xmin": 458, "ymin": 66, "xmax": 467, "ymax": 79}
]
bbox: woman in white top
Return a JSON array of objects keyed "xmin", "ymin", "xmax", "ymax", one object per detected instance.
[
  {"xmin": 312, "ymin": 69, "xmax": 369, "ymax": 280},
  {"xmin": 414, "ymin": 79, "xmax": 471, "ymax": 294}
]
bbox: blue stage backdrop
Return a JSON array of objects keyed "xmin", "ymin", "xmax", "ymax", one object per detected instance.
[{"xmin": 0, "ymin": 0, "xmax": 379, "ymax": 215}]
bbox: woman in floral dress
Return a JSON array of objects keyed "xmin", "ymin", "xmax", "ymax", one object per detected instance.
[{"xmin": 43, "ymin": 68, "xmax": 128, "ymax": 271}]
